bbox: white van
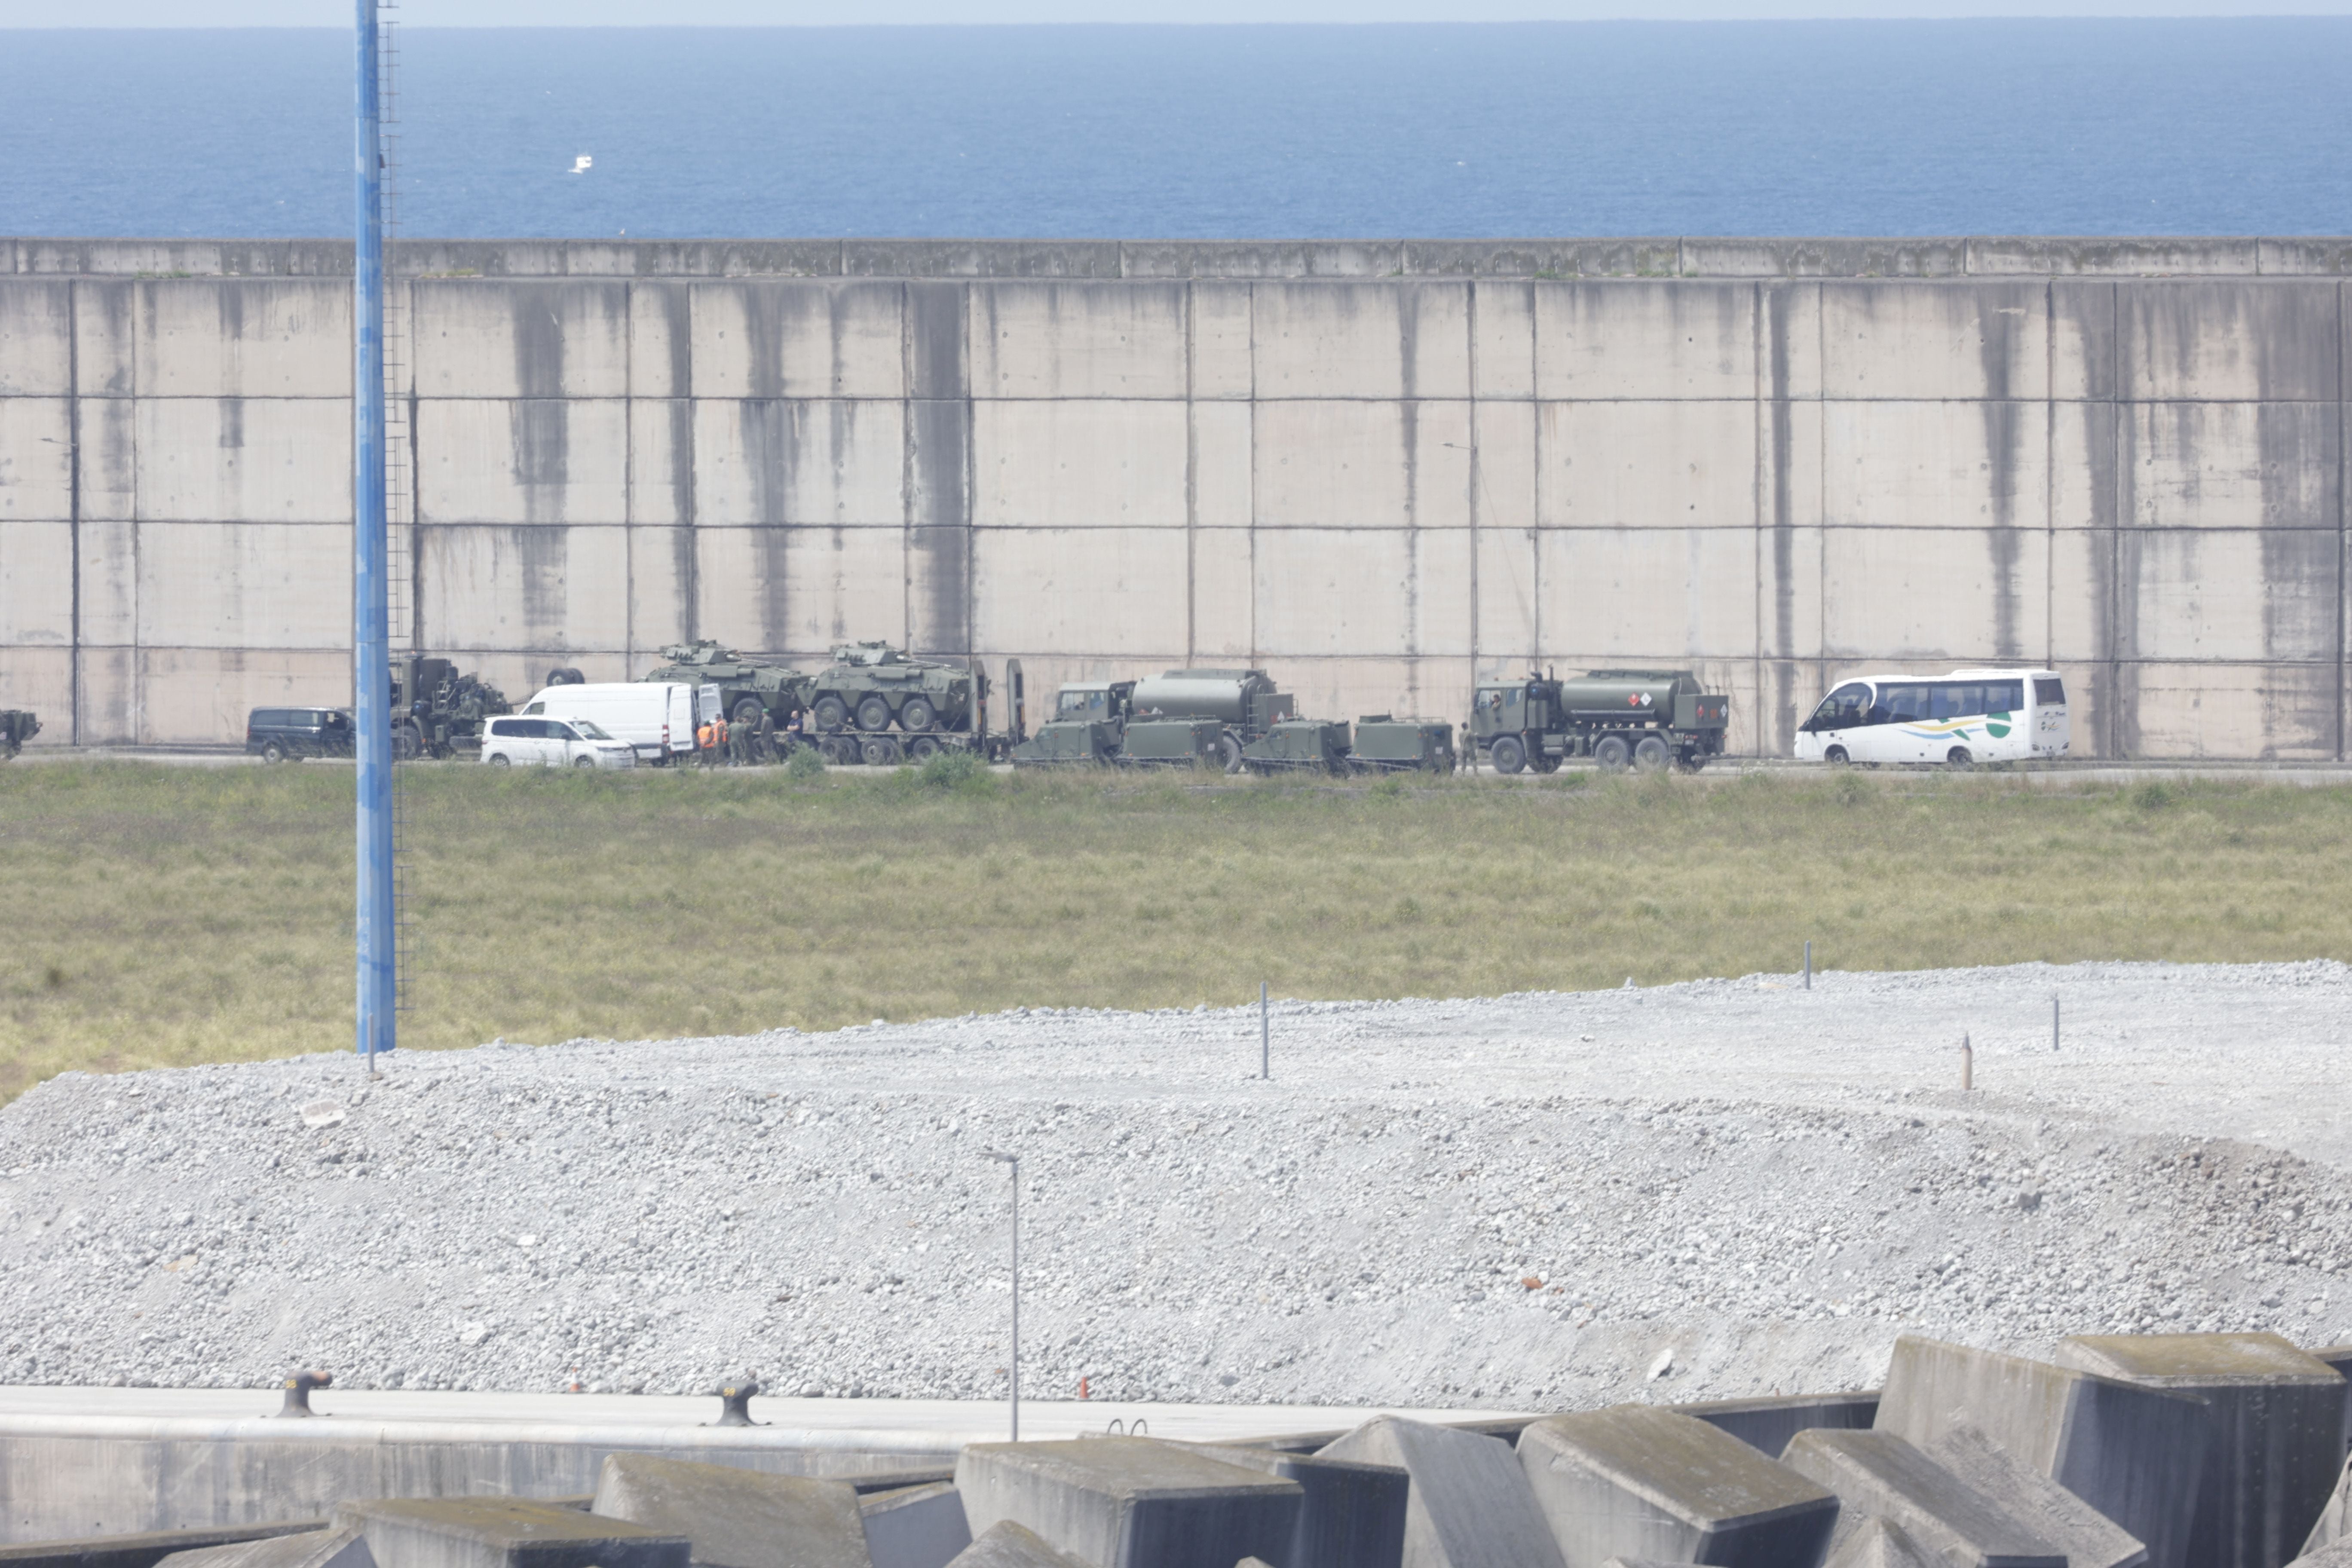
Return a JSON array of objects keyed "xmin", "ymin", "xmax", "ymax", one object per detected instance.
[
  {"xmin": 1794, "ymin": 668, "xmax": 2070, "ymax": 768},
  {"xmin": 521, "ymin": 683, "xmax": 697, "ymax": 765},
  {"xmin": 480, "ymin": 715, "xmax": 638, "ymax": 770}
]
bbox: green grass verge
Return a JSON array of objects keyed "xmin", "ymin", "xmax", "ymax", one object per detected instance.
[{"xmin": 1, "ymin": 760, "xmax": 2345, "ymax": 1105}]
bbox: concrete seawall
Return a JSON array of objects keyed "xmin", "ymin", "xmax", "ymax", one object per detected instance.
[{"xmin": 4, "ymin": 236, "xmax": 2351, "ymax": 758}]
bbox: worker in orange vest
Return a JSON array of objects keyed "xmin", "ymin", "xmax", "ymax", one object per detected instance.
[
  {"xmin": 695, "ymin": 716, "xmax": 716, "ymax": 768},
  {"xmin": 713, "ymin": 714, "xmax": 730, "ymax": 766}
]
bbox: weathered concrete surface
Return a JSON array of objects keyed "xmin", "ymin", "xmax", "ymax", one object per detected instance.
[
  {"xmin": 588, "ymin": 1454, "xmax": 870, "ymax": 1568},
  {"xmin": 856, "ymin": 1484, "xmax": 968, "ymax": 1568},
  {"xmin": 152, "ymin": 1530, "xmax": 372, "ymax": 1568},
  {"xmin": 2056, "ymin": 1333, "xmax": 2349, "ymax": 1568},
  {"xmin": 1317, "ymin": 1415, "xmax": 1566, "ymax": 1568},
  {"xmin": 1780, "ymin": 1429, "xmax": 2062, "ymax": 1568},
  {"xmin": 1669, "ymin": 1393, "xmax": 1879, "ymax": 1461},
  {"xmin": 4, "ymin": 239, "xmax": 2352, "ymax": 756},
  {"xmin": 1818, "ymin": 1518, "xmax": 1936, "ymax": 1568},
  {"xmin": 951, "ymin": 1439, "xmax": 1298, "ymax": 1568},
  {"xmin": 1921, "ymin": 1426, "xmax": 2146, "ymax": 1568},
  {"xmin": 1515, "ymin": 1406, "xmax": 1837, "ymax": 1568},
  {"xmin": 936, "ymin": 1523, "xmax": 1083, "ymax": 1568},
  {"xmin": 1176, "ymin": 1443, "xmax": 1406, "ymax": 1568},
  {"xmin": 330, "ymin": 1499, "xmax": 685, "ymax": 1568},
  {"xmin": 2304, "ymin": 1456, "xmax": 2352, "ymax": 1558},
  {"xmin": 1873, "ymin": 1335, "xmax": 2206, "ymax": 1568},
  {"xmin": 0, "ymin": 1525, "xmax": 328, "ymax": 1568}
]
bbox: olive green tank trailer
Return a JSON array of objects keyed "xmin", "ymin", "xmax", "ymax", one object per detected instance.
[
  {"xmin": 389, "ymin": 658, "xmax": 511, "ymax": 760},
  {"xmin": 1471, "ymin": 669, "xmax": 1730, "ymax": 774},
  {"xmin": 0, "ymin": 710, "xmax": 38, "ymax": 759},
  {"xmin": 1240, "ymin": 719, "xmax": 1353, "ymax": 774},
  {"xmin": 1348, "ymin": 716, "xmax": 1458, "ymax": 774}
]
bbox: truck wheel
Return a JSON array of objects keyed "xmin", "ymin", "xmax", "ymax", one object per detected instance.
[
  {"xmin": 1531, "ymin": 752, "xmax": 1560, "ymax": 775},
  {"xmin": 260, "ymin": 740, "xmax": 288, "ymax": 765},
  {"xmin": 392, "ymin": 721, "xmax": 422, "ymax": 762},
  {"xmin": 1825, "ymin": 745, "xmax": 1851, "ymax": 767},
  {"xmin": 1593, "ymin": 735, "xmax": 1630, "ymax": 772},
  {"xmin": 812, "ymin": 695, "xmax": 849, "ymax": 732},
  {"xmin": 1678, "ymin": 752, "xmax": 1709, "ymax": 774},
  {"xmin": 1219, "ymin": 734, "xmax": 1244, "ymax": 774},
  {"xmin": 861, "ymin": 735, "xmax": 903, "ymax": 766},
  {"xmin": 1634, "ymin": 736, "xmax": 1670, "ymax": 772},
  {"xmin": 1946, "ymin": 746, "xmax": 1974, "ymax": 771},
  {"xmin": 909, "ymin": 736, "xmax": 941, "ymax": 761},
  {"xmin": 1490, "ymin": 735, "xmax": 1527, "ymax": 775},
  {"xmin": 732, "ymin": 697, "xmax": 765, "ymax": 728},
  {"xmin": 855, "ymin": 696, "xmax": 894, "ymax": 732},
  {"xmin": 899, "ymin": 697, "xmax": 937, "ymax": 732}
]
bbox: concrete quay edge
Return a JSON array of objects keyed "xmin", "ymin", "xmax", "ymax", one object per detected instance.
[{"xmin": 10, "ymin": 235, "xmax": 2352, "ymax": 281}]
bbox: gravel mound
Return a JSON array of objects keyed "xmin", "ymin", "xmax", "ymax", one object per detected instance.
[{"xmin": 4, "ymin": 959, "xmax": 2350, "ymax": 1410}]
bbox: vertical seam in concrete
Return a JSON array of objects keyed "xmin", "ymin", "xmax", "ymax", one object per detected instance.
[
  {"xmin": 1528, "ymin": 278, "xmax": 1540, "ymax": 663},
  {"xmin": 964, "ymin": 282, "xmax": 977, "ymax": 664},
  {"xmin": 1466, "ymin": 281, "xmax": 1480, "ymax": 688},
  {"xmin": 1753, "ymin": 281, "xmax": 1765, "ymax": 758},
  {"xmin": 682, "ymin": 287, "xmax": 699, "ymax": 645},
  {"xmin": 624, "ymin": 281, "xmax": 635, "ymax": 673},
  {"xmin": 901, "ymin": 281, "xmax": 915, "ymax": 649},
  {"xmin": 129, "ymin": 281, "xmax": 141, "ymax": 744},
  {"xmin": 1184, "ymin": 280, "xmax": 1197, "ymax": 667},
  {"xmin": 2046, "ymin": 279, "xmax": 2057, "ymax": 667},
  {"xmin": 1815, "ymin": 282, "xmax": 1826, "ymax": 697},
  {"xmin": 1248, "ymin": 282, "xmax": 1258, "ymax": 665},
  {"xmin": 2109, "ymin": 280, "xmax": 2123, "ymax": 760},
  {"xmin": 67, "ymin": 279, "xmax": 82, "ymax": 746},
  {"xmin": 2339, "ymin": 277, "xmax": 2347, "ymax": 760},
  {"xmin": 405, "ymin": 279, "xmax": 423, "ymax": 657}
]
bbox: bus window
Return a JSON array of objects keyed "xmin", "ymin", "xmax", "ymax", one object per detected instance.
[
  {"xmin": 2034, "ymin": 676, "xmax": 2065, "ymax": 707},
  {"xmin": 1987, "ymin": 679, "xmax": 2024, "ymax": 715},
  {"xmin": 1807, "ymin": 683, "xmax": 1870, "ymax": 731},
  {"xmin": 1880, "ymin": 684, "xmax": 1928, "ymax": 724}
]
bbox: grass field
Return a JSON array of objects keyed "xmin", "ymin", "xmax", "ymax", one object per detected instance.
[{"xmin": 3, "ymin": 757, "xmax": 2350, "ymax": 1106}]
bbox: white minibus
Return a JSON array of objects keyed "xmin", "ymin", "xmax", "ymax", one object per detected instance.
[
  {"xmin": 1794, "ymin": 668, "xmax": 2069, "ymax": 768},
  {"xmin": 521, "ymin": 682, "xmax": 697, "ymax": 765}
]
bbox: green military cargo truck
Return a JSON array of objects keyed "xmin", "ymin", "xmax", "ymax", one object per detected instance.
[
  {"xmin": 1472, "ymin": 669, "xmax": 1730, "ymax": 774},
  {"xmin": 390, "ymin": 658, "xmax": 511, "ymax": 760}
]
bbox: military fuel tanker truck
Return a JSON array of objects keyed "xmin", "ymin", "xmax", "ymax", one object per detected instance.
[
  {"xmin": 1471, "ymin": 669, "xmax": 1729, "ymax": 774},
  {"xmin": 1013, "ymin": 668, "xmax": 1295, "ymax": 771}
]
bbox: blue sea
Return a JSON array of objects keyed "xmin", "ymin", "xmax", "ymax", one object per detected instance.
[{"xmin": 3, "ymin": 21, "xmax": 2349, "ymax": 239}]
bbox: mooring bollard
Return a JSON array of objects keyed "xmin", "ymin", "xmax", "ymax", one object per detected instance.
[
  {"xmin": 1961, "ymin": 1032, "xmax": 1974, "ymax": 1091},
  {"xmin": 2052, "ymin": 995, "xmax": 2061, "ymax": 1052},
  {"xmin": 1804, "ymin": 940, "xmax": 1812, "ymax": 990},
  {"xmin": 1260, "ymin": 982, "xmax": 1270, "ymax": 1080}
]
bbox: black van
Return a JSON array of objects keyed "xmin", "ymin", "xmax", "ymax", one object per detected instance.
[{"xmin": 246, "ymin": 707, "xmax": 354, "ymax": 763}]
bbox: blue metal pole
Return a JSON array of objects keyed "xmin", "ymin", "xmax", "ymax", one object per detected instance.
[{"xmin": 354, "ymin": 0, "xmax": 394, "ymax": 1061}]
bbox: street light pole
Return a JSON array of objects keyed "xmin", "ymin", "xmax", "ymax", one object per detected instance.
[{"xmin": 986, "ymin": 1150, "xmax": 1020, "ymax": 1441}]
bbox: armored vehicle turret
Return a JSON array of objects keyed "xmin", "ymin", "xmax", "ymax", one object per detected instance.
[
  {"xmin": 1471, "ymin": 668, "xmax": 1729, "ymax": 774},
  {"xmin": 641, "ymin": 640, "xmax": 809, "ymax": 732},
  {"xmin": 0, "ymin": 710, "xmax": 38, "ymax": 759}
]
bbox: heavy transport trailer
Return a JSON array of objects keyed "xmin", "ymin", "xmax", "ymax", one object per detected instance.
[
  {"xmin": 0, "ymin": 710, "xmax": 38, "ymax": 759},
  {"xmin": 1013, "ymin": 668, "xmax": 1296, "ymax": 771},
  {"xmin": 1471, "ymin": 669, "xmax": 1730, "ymax": 775},
  {"xmin": 641, "ymin": 641, "xmax": 1029, "ymax": 766},
  {"xmin": 1241, "ymin": 716, "xmax": 1459, "ymax": 775}
]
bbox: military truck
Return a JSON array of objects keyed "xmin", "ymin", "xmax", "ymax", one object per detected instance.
[
  {"xmin": 1471, "ymin": 668, "xmax": 1730, "ymax": 774},
  {"xmin": 390, "ymin": 658, "xmax": 511, "ymax": 760},
  {"xmin": 0, "ymin": 710, "xmax": 38, "ymax": 760},
  {"xmin": 1014, "ymin": 669, "xmax": 1296, "ymax": 772}
]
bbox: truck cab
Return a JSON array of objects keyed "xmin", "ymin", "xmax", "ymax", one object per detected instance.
[{"xmin": 1053, "ymin": 683, "xmax": 1136, "ymax": 724}]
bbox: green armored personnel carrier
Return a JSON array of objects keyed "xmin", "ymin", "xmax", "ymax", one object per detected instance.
[
  {"xmin": 0, "ymin": 710, "xmax": 37, "ymax": 760},
  {"xmin": 642, "ymin": 641, "xmax": 809, "ymax": 732},
  {"xmin": 390, "ymin": 658, "xmax": 511, "ymax": 760},
  {"xmin": 1472, "ymin": 668, "xmax": 1729, "ymax": 774}
]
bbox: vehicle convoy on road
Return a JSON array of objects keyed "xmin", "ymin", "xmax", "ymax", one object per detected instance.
[
  {"xmin": 521, "ymin": 682, "xmax": 698, "ymax": 766},
  {"xmin": 0, "ymin": 710, "xmax": 37, "ymax": 759},
  {"xmin": 1471, "ymin": 669, "xmax": 1730, "ymax": 774},
  {"xmin": 640, "ymin": 640, "xmax": 1017, "ymax": 766},
  {"xmin": 1795, "ymin": 668, "xmax": 2068, "ymax": 769},
  {"xmin": 391, "ymin": 658, "xmax": 511, "ymax": 760},
  {"xmin": 1014, "ymin": 668, "xmax": 1296, "ymax": 771}
]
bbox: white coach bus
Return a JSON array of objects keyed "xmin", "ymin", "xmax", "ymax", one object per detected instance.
[{"xmin": 1794, "ymin": 668, "xmax": 2070, "ymax": 768}]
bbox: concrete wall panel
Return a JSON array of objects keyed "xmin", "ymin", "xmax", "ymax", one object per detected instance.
[
  {"xmin": 1534, "ymin": 282, "xmax": 1755, "ymax": 401},
  {"xmin": 970, "ymin": 282, "xmax": 1187, "ymax": 400},
  {"xmin": 1189, "ymin": 525, "xmax": 1254, "ymax": 658},
  {"xmin": 76, "ymin": 516, "xmax": 138, "ymax": 647},
  {"xmin": 74, "ymin": 646, "xmax": 137, "ymax": 744},
  {"xmin": 628, "ymin": 399, "xmax": 692, "ymax": 527},
  {"xmin": 2121, "ymin": 527, "xmax": 2339, "ymax": 662},
  {"xmin": 1473, "ymin": 400, "xmax": 1537, "ymax": 532},
  {"xmin": 1536, "ymin": 527, "xmax": 1761, "ymax": 661},
  {"xmin": 0, "ymin": 397, "xmax": 70, "ymax": 518},
  {"xmin": 973, "ymin": 526, "xmax": 1188, "ymax": 655},
  {"xmin": 1253, "ymin": 400, "xmax": 1471, "ymax": 529},
  {"xmin": 1253, "ymin": 282, "xmax": 1468, "ymax": 400},
  {"xmin": 1272, "ymin": 653, "xmax": 1471, "ymax": 729},
  {"xmin": 689, "ymin": 281, "xmax": 906, "ymax": 400},
  {"xmin": 413, "ymin": 280, "xmax": 630, "ymax": 399},
  {"xmin": 1190, "ymin": 284, "xmax": 1253, "ymax": 400},
  {"xmin": 695, "ymin": 524, "xmax": 907, "ymax": 654},
  {"xmin": 0, "ymin": 281, "xmax": 72, "ymax": 396},
  {"xmin": 2120, "ymin": 281, "xmax": 2341, "ymax": 402},
  {"xmin": 135, "ymin": 647, "xmax": 354, "ymax": 747},
  {"xmin": 1253, "ymin": 527, "xmax": 1472, "ymax": 658},
  {"xmin": 972, "ymin": 400, "xmax": 1188, "ymax": 528},
  {"xmin": 2120, "ymin": 402, "xmax": 2341, "ymax": 530},
  {"xmin": 78, "ymin": 396, "xmax": 136, "ymax": 521},
  {"xmin": 1472, "ymin": 281, "xmax": 1536, "ymax": 400},
  {"xmin": 2052, "ymin": 281, "xmax": 2120, "ymax": 402},
  {"xmin": 135, "ymin": 280, "xmax": 347, "ymax": 399},
  {"xmin": 416, "ymin": 398, "xmax": 628, "ymax": 526},
  {"xmin": 1819, "ymin": 281, "xmax": 2047, "ymax": 401},
  {"xmin": 1474, "ymin": 526, "xmax": 1538, "ymax": 674},
  {"xmin": 72, "ymin": 281, "xmax": 135, "ymax": 398},
  {"xmin": 2048, "ymin": 528, "xmax": 2111, "ymax": 664},
  {"xmin": 627, "ymin": 524, "xmax": 693, "ymax": 655},
  {"xmin": 1538, "ymin": 401, "xmax": 1756, "ymax": 530},
  {"xmin": 418, "ymin": 524, "xmax": 630, "ymax": 653},
  {"xmin": 1824, "ymin": 401, "xmax": 2047, "ymax": 530},
  {"xmin": 1193, "ymin": 401, "xmax": 1252, "ymax": 530},
  {"xmin": 0, "ymin": 646, "xmax": 70, "ymax": 735},
  {"xmin": 2125, "ymin": 662, "xmax": 2339, "ymax": 759},
  {"xmin": 135, "ymin": 522, "xmax": 351, "ymax": 650},
  {"xmin": 691, "ymin": 398, "xmax": 905, "ymax": 527},
  {"xmin": 0, "ymin": 521, "xmax": 72, "ymax": 643},
  {"xmin": 628, "ymin": 282, "xmax": 692, "ymax": 400},
  {"xmin": 1820, "ymin": 527, "xmax": 2051, "ymax": 662},
  {"xmin": 135, "ymin": 398, "xmax": 350, "ymax": 523}
]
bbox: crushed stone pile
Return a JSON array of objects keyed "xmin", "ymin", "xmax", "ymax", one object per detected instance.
[{"xmin": 3, "ymin": 959, "xmax": 2350, "ymax": 1409}]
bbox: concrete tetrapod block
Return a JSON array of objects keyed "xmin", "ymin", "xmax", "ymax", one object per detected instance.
[
  {"xmin": 939, "ymin": 1523, "xmax": 1088, "ymax": 1568},
  {"xmin": 1317, "ymin": 1415, "xmax": 1568, "ymax": 1568},
  {"xmin": 332, "ymin": 1498, "xmax": 689, "ymax": 1568},
  {"xmin": 1922, "ymin": 1426, "xmax": 2147, "ymax": 1568},
  {"xmin": 1515, "ymin": 1406, "xmax": 1839, "ymax": 1568},
  {"xmin": 1779, "ymin": 1430, "xmax": 2062, "ymax": 1568},
  {"xmin": 2299, "ymin": 1455, "xmax": 2352, "ymax": 1558},
  {"xmin": 1177, "ymin": 1442, "xmax": 1407, "ymax": 1568},
  {"xmin": 2295, "ymin": 1546, "xmax": 2352, "ymax": 1568},
  {"xmin": 2057, "ymin": 1332, "xmax": 2349, "ymax": 1568},
  {"xmin": 0, "ymin": 1525, "xmax": 332, "ymax": 1568},
  {"xmin": 858, "ymin": 1484, "xmax": 971, "ymax": 1568},
  {"xmin": 1669, "ymin": 1394, "xmax": 1880, "ymax": 1460},
  {"xmin": 1876, "ymin": 1334, "xmax": 2208, "ymax": 1568},
  {"xmin": 953, "ymin": 1438, "xmax": 1301, "ymax": 1568},
  {"xmin": 590, "ymin": 1453, "xmax": 872, "ymax": 1568},
  {"xmin": 1819, "ymin": 1519, "xmax": 1938, "ymax": 1568},
  {"xmin": 153, "ymin": 1533, "xmax": 375, "ymax": 1568}
]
